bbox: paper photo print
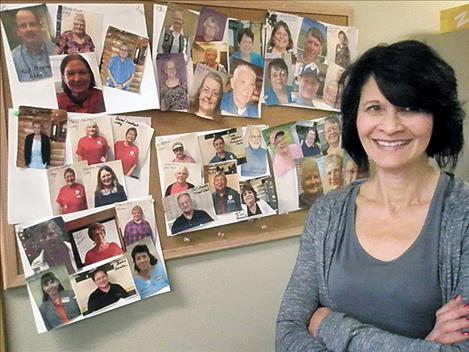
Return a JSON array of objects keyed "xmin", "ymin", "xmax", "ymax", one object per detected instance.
[
  {"xmin": 194, "ymin": 7, "xmax": 227, "ymax": 43},
  {"xmin": 221, "ymin": 58, "xmax": 262, "ymax": 118},
  {"xmin": 70, "ymin": 257, "xmax": 137, "ymax": 316},
  {"xmin": 68, "ymin": 115, "xmax": 114, "ymax": 165},
  {"xmin": 198, "ymin": 128, "xmax": 246, "ymax": 165},
  {"xmin": 100, "ymin": 26, "xmax": 149, "ymax": 94},
  {"xmin": 124, "ymin": 237, "xmax": 170, "ymax": 299},
  {"xmin": 112, "ymin": 115, "xmax": 154, "ymax": 178},
  {"xmin": 162, "ymin": 162, "xmax": 203, "ymax": 197},
  {"xmin": 319, "ymin": 154, "xmax": 344, "ymax": 194},
  {"xmin": 26, "ymin": 265, "xmax": 82, "ymax": 331},
  {"xmin": 47, "ymin": 162, "xmax": 89, "ymax": 216},
  {"xmin": 263, "ymin": 54, "xmax": 296, "ymax": 106},
  {"xmin": 316, "ymin": 114, "xmax": 342, "ymax": 157},
  {"xmin": 295, "ymin": 121, "xmax": 322, "ymax": 158},
  {"xmin": 240, "ymin": 125, "xmax": 270, "ymax": 179},
  {"xmin": 1, "ymin": 4, "xmax": 55, "ymax": 82},
  {"xmin": 115, "ymin": 198, "xmax": 156, "ymax": 247},
  {"xmin": 228, "ymin": 19, "xmax": 264, "ymax": 68},
  {"xmin": 53, "ymin": 52, "xmax": 106, "ymax": 114},
  {"xmin": 188, "ymin": 66, "xmax": 227, "ymax": 119},
  {"xmin": 204, "ymin": 160, "xmax": 242, "ymax": 215},
  {"xmin": 163, "ymin": 185, "xmax": 216, "ymax": 236},
  {"xmin": 55, "ymin": 5, "xmax": 103, "ymax": 55},
  {"xmin": 193, "ymin": 42, "xmax": 228, "ymax": 75},
  {"xmin": 155, "ymin": 133, "xmax": 201, "ymax": 165},
  {"xmin": 264, "ymin": 11, "xmax": 301, "ymax": 57},
  {"xmin": 295, "ymin": 157, "xmax": 323, "ymax": 209},
  {"xmin": 342, "ymin": 152, "xmax": 369, "ymax": 186},
  {"xmin": 17, "ymin": 217, "xmax": 78, "ymax": 275},
  {"xmin": 81, "ymin": 160, "xmax": 128, "ymax": 209},
  {"xmin": 156, "ymin": 53, "xmax": 189, "ymax": 111},
  {"xmin": 66, "ymin": 212, "xmax": 125, "ymax": 268},
  {"xmin": 16, "ymin": 106, "xmax": 67, "ymax": 169},
  {"xmin": 238, "ymin": 176, "xmax": 277, "ymax": 219}
]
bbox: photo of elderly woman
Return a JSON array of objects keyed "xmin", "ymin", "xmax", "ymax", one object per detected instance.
[
  {"xmin": 267, "ymin": 20, "xmax": 294, "ymax": 56},
  {"xmin": 189, "ymin": 70, "xmax": 224, "ymax": 119},
  {"xmin": 156, "ymin": 53, "xmax": 188, "ymax": 111},
  {"xmin": 55, "ymin": 8, "xmax": 96, "ymax": 54},
  {"xmin": 296, "ymin": 157, "xmax": 323, "ymax": 209},
  {"xmin": 194, "ymin": 7, "xmax": 227, "ymax": 43},
  {"xmin": 94, "ymin": 165, "xmax": 128, "ymax": 207},
  {"xmin": 57, "ymin": 54, "xmax": 106, "ymax": 113},
  {"xmin": 55, "ymin": 167, "xmax": 88, "ymax": 214},
  {"xmin": 75, "ymin": 120, "xmax": 110, "ymax": 165},
  {"xmin": 240, "ymin": 182, "xmax": 275, "ymax": 218},
  {"xmin": 263, "ymin": 57, "xmax": 294, "ymax": 106},
  {"xmin": 83, "ymin": 222, "xmax": 124, "ymax": 266},
  {"xmin": 27, "ymin": 267, "xmax": 81, "ymax": 331},
  {"xmin": 127, "ymin": 239, "xmax": 170, "ymax": 299},
  {"xmin": 229, "ymin": 21, "xmax": 263, "ymax": 68},
  {"xmin": 164, "ymin": 164, "xmax": 196, "ymax": 196}
]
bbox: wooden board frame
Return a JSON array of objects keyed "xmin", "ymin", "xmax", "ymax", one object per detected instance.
[{"xmin": 1, "ymin": 1, "xmax": 352, "ymax": 289}]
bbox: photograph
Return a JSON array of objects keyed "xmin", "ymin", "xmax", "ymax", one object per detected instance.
[
  {"xmin": 193, "ymin": 42, "xmax": 228, "ymax": 74},
  {"xmin": 68, "ymin": 115, "xmax": 114, "ymax": 165},
  {"xmin": 263, "ymin": 54, "xmax": 296, "ymax": 106},
  {"xmin": 295, "ymin": 122, "xmax": 322, "ymax": 158},
  {"xmin": 16, "ymin": 106, "xmax": 67, "ymax": 169},
  {"xmin": 156, "ymin": 53, "xmax": 189, "ymax": 111},
  {"xmin": 295, "ymin": 157, "xmax": 323, "ymax": 209},
  {"xmin": 322, "ymin": 61, "xmax": 346, "ymax": 109},
  {"xmin": 238, "ymin": 176, "xmax": 277, "ymax": 219},
  {"xmin": 112, "ymin": 115, "xmax": 154, "ymax": 178},
  {"xmin": 316, "ymin": 114, "xmax": 342, "ymax": 156},
  {"xmin": 194, "ymin": 7, "xmax": 227, "ymax": 43},
  {"xmin": 162, "ymin": 162, "xmax": 203, "ymax": 197},
  {"xmin": 221, "ymin": 58, "xmax": 262, "ymax": 118},
  {"xmin": 17, "ymin": 217, "xmax": 78, "ymax": 275},
  {"xmin": 1, "ymin": 4, "xmax": 55, "ymax": 82},
  {"xmin": 125, "ymin": 237, "xmax": 170, "ymax": 299},
  {"xmin": 204, "ymin": 161, "xmax": 242, "ymax": 215},
  {"xmin": 265, "ymin": 11, "xmax": 301, "ymax": 57},
  {"xmin": 240, "ymin": 125, "xmax": 270, "ymax": 178},
  {"xmin": 47, "ymin": 162, "xmax": 89, "ymax": 216},
  {"xmin": 297, "ymin": 17, "xmax": 327, "ymax": 65},
  {"xmin": 228, "ymin": 20, "xmax": 264, "ymax": 68},
  {"xmin": 115, "ymin": 198, "xmax": 156, "ymax": 246},
  {"xmin": 163, "ymin": 185, "xmax": 216, "ymax": 235},
  {"xmin": 54, "ymin": 6, "xmax": 102, "ymax": 55},
  {"xmin": 70, "ymin": 257, "xmax": 138, "ymax": 316},
  {"xmin": 81, "ymin": 160, "xmax": 128, "ymax": 209},
  {"xmin": 155, "ymin": 133, "xmax": 201, "ymax": 165},
  {"xmin": 342, "ymin": 152, "xmax": 369, "ymax": 185},
  {"xmin": 54, "ymin": 52, "xmax": 106, "ymax": 113},
  {"xmin": 197, "ymin": 128, "xmax": 246, "ymax": 165},
  {"xmin": 100, "ymin": 26, "xmax": 149, "ymax": 94},
  {"xmin": 319, "ymin": 154, "xmax": 344, "ymax": 194},
  {"xmin": 327, "ymin": 25, "xmax": 358, "ymax": 69},
  {"xmin": 26, "ymin": 265, "xmax": 82, "ymax": 331}
]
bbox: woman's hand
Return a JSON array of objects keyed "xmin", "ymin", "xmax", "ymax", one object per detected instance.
[
  {"xmin": 426, "ymin": 295, "xmax": 469, "ymax": 344},
  {"xmin": 308, "ymin": 307, "xmax": 332, "ymax": 338}
]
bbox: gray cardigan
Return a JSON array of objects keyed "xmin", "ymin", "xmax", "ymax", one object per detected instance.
[{"xmin": 276, "ymin": 174, "xmax": 469, "ymax": 352}]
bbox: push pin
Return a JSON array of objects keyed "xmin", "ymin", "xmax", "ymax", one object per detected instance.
[
  {"xmin": 217, "ymin": 232, "xmax": 225, "ymax": 238},
  {"xmin": 261, "ymin": 225, "xmax": 268, "ymax": 230},
  {"xmin": 183, "ymin": 236, "xmax": 191, "ymax": 242}
]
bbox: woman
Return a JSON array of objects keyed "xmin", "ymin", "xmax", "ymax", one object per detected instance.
[
  {"xmin": 323, "ymin": 154, "xmax": 343, "ymax": 193},
  {"xmin": 277, "ymin": 40, "xmax": 469, "ymax": 351},
  {"xmin": 131, "ymin": 244, "xmax": 169, "ymax": 299},
  {"xmin": 56, "ymin": 167, "xmax": 88, "ymax": 214},
  {"xmin": 301, "ymin": 126, "xmax": 321, "ymax": 157},
  {"xmin": 197, "ymin": 15, "xmax": 221, "ymax": 42},
  {"xmin": 241, "ymin": 184, "xmax": 274, "ymax": 217},
  {"xmin": 57, "ymin": 54, "xmax": 105, "ymax": 113},
  {"xmin": 321, "ymin": 115, "xmax": 342, "ymax": 156},
  {"xmin": 267, "ymin": 21, "xmax": 294, "ymax": 55},
  {"xmin": 76, "ymin": 121, "xmax": 109, "ymax": 165},
  {"xmin": 94, "ymin": 165, "xmax": 127, "ymax": 207},
  {"xmin": 270, "ymin": 130, "xmax": 303, "ymax": 177},
  {"xmin": 55, "ymin": 13, "xmax": 95, "ymax": 54},
  {"xmin": 38, "ymin": 272, "xmax": 81, "ymax": 330},
  {"xmin": 231, "ymin": 28, "xmax": 263, "ymax": 68},
  {"xmin": 198, "ymin": 47, "xmax": 227, "ymax": 73},
  {"xmin": 264, "ymin": 58, "xmax": 293, "ymax": 106},
  {"xmin": 84, "ymin": 222, "xmax": 123, "ymax": 266},
  {"xmin": 335, "ymin": 30, "xmax": 351, "ymax": 68},
  {"xmin": 114, "ymin": 127, "xmax": 139, "ymax": 176},
  {"xmin": 24, "ymin": 119, "xmax": 50, "ymax": 169},
  {"xmin": 189, "ymin": 71, "xmax": 223, "ymax": 119},
  {"xmin": 160, "ymin": 58, "xmax": 189, "ymax": 111},
  {"xmin": 298, "ymin": 157, "xmax": 323, "ymax": 209},
  {"xmin": 165, "ymin": 165, "xmax": 195, "ymax": 196}
]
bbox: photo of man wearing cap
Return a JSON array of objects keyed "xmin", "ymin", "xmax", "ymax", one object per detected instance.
[
  {"xmin": 171, "ymin": 141, "xmax": 195, "ymax": 163},
  {"xmin": 293, "ymin": 63, "xmax": 321, "ymax": 107}
]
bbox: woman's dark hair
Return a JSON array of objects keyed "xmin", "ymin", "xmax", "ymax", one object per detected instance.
[
  {"xmin": 340, "ymin": 40, "xmax": 464, "ymax": 170},
  {"xmin": 131, "ymin": 244, "xmax": 158, "ymax": 272},
  {"xmin": 338, "ymin": 30, "xmax": 347, "ymax": 41},
  {"xmin": 237, "ymin": 27, "xmax": 254, "ymax": 44},
  {"xmin": 60, "ymin": 54, "xmax": 96, "ymax": 103},
  {"xmin": 268, "ymin": 21, "xmax": 293, "ymax": 51},
  {"xmin": 88, "ymin": 222, "xmax": 105, "ymax": 241},
  {"xmin": 95, "ymin": 165, "xmax": 123, "ymax": 193},
  {"xmin": 267, "ymin": 58, "xmax": 288, "ymax": 79},
  {"xmin": 189, "ymin": 71, "xmax": 223, "ymax": 115},
  {"xmin": 125, "ymin": 127, "xmax": 138, "ymax": 139},
  {"xmin": 241, "ymin": 184, "xmax": 258, "ymax": 203},
  {"xmin": 40, "ymin": 272, "xmax": 65, "ymax": 302},
  {"xmin": 90, "ymin": 267, "xmax": 107, "ymax": 282},
  {"xmin": 63, "ymin": 167, "xmax": 75, "ymax": 178}
]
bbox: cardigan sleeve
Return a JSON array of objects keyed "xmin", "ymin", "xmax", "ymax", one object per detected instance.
[{"xmin": 276, "ymin": 205, "xmax": 331, "ymax": 352}]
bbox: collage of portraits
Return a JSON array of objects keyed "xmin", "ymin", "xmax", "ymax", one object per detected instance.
[{"xmin": 1, "ymin": 3, "xmax": 364, "ymax": 333}]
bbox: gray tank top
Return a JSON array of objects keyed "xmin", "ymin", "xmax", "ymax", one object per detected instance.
[{"xmin": 328, "ymin": 173, "xmax": 449, "ymax": 338}]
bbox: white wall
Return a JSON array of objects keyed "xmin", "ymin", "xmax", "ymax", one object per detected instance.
[{"xmin": 5, "ymin": 2, "xmax": 468, "ymax": 351}]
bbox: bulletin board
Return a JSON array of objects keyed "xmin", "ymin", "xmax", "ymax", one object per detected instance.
[{"xmin": 0, "ymin": 0, "xmax": 352, "ymax": 289}]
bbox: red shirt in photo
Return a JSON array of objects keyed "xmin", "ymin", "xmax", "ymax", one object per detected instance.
[
  {"xmin": 56, "ymin": 183, "xmax": 88, "ymax": 214},
  {"xmin": 57, "ymin": 88, "xmax": 106, "ymax": 114},
  {"xmin": 114, "ymin": 140, "xmax": 139, "ymax": 175},
  {"xmin": 76, "ymin": 135, "xmax": 109, "ymax": 165},
  {"xmin": 84, "ymin": 242, "xmax": 123, "ymax": 266}
]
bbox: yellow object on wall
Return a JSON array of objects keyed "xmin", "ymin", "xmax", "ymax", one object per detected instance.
[{"xmin": 440, "ymin": 3, "xmax": 469, "ymax": 33}]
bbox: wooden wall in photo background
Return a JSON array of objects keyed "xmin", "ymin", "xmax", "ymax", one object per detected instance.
[{"xmin": 1, "ymin": 0, "xmax": 352, "ymax": 289}]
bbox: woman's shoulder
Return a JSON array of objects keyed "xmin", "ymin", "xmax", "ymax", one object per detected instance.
[{"xmin": 443, "ymin": 173, "xmax": 469, "ymax": 221}]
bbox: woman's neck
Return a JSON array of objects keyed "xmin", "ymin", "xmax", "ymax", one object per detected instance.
[
  {"xmin": 166, "ymin": 77, "xmax": 179, "ymax": 87},
  {"xmin": 96, "ymin": 242, "xmax": 109, "ymax": 251},
  {"xmin": 72, "ymin": 90, "xmax": 89, "ymax": 101},
  {"xmin": 139, "ymin": 267, "xmax": 154, "ymax": 281},
  {"xmin": 247, "ymin": 202, "xmax": 257, "ymax": 213},
  {"xmin": 49, "ymin": 292, "xmax": 62, "ymax": 303}
]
